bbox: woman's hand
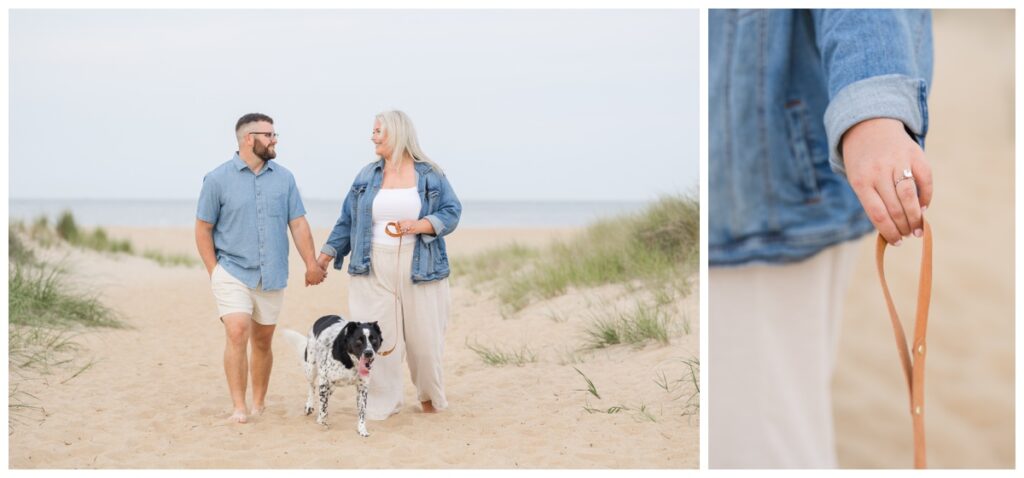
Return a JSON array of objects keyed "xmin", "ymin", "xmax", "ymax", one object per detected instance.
[
  {"xmin": 842, "ymin": 118, "xmax": 933, "ymax": 246},
  {"xmin": 316, "ymin": 252, "xmax": 332, "ymax": 271},
  {"xmin": 397, "ymin": 219, "xmax": 435, "ymax": 235}
]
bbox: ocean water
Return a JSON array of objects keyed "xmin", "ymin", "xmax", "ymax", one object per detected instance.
[{"xmin": 7, "ymin": 198, "xmax": 651, "ymax": 229}]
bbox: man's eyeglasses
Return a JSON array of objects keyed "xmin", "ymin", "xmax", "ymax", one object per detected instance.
[{"xmin": 249, "ymin": 132, "xmax": 279, "ymax": 139}]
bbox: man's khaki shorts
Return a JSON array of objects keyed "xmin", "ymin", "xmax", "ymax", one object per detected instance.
[{"xmin": 210, "ymin": 264, "xmax": 284, "ymax": 326}]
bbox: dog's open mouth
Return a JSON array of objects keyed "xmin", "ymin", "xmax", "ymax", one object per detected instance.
[{"xmin": 358, "ymin": 356, "xmax": 373, "ymax": 377}]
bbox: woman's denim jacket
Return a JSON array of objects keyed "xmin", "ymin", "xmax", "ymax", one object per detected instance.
[
  {"xmin": 321, "ymin": 159, "xmax": 462, "ymax": 283},
  {"xmin": 710, "ymin": 9, "xmax": 933, "ymax": 265}
]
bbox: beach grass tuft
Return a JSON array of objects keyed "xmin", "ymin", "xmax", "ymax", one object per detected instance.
[
  {"xmin": 143, "ymin": 249, "xmax": 200, "ymax": 268},
  {"xmin": 452, "ymin": 242, "xmax": 540, "ymax": 284},
  {"xmin": 9, "ymin": 228, "xmax": 37, "ymax": 266},
  {"xmin": 16, "ymin": 212, "xmax": 201, "ymax": 268},
  {"xmin": 575, "ymin": 368, "xmax": 659, "ymax": 422},
  {"xmin": 654, "ymin": 357, "xmax": 700, "ymax": 417},
  {"xmin": 465, "ymin": 339, "xmax": 538, "ymax": 367},
  {"xmin": 459, "ymin": 195, "xmax": 698, "ymax": 312},
  {"xmin": 8, "ymin": 229, "xmax": 125, "ymax": 430},
  {"xmin": 574, "ymin": 367, "xmax": 601, "ymax": 399},
  {"xmin": 581, "ymin": 302, "xmax": 672, "ymax": 349},
  {"xmin": 8, "ymin": 262, "xmax": 124, "ymax": 329}
]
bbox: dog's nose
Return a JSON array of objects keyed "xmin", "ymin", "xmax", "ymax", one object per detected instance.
[{"xmin": 363, "ymin": 350, "xmax": 373, "ymax": 358}]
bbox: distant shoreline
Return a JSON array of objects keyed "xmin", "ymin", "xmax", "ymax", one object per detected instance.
[{"xmin": 9, "ymin": 198, "xmax": 654, "ymax": 229}]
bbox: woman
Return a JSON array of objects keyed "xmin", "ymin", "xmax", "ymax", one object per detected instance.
[{"xmin": 317, "ymin": 110, "xmax": 461, "ymax": 420}]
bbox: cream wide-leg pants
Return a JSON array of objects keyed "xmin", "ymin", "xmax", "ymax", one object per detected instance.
[
  {"xmin": 348, "ymin": 242, "xmax": 450, "ymax": 420},
  {"xmin": 709, "ymin": 240, "xmax": 860, "ymax": 469}
]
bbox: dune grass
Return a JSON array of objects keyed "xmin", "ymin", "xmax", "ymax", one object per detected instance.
[
  {"xmin": 455, "ymin": 195, "xmax": 698, "ymax": 312},
  {"xmin": 581, "ymin": 302, "xmax": 674, "ymax": 350},
  {"xmin": 655, "ymin": 357, "xmax": 700, "ymax": 417},
  {"xmin": 8, "ymin": 262, "xmax": 124, "ymax": 329},
  {"xmin": 143, "ymin": 249, "xmax": 200, "ymax": 267},
  {"xmin": 465, "ymin": 339, "xmax": 539, "ymax": 367},
  {"xmin": 9, "ymin": 228, "xmax": 37, "ymax": 266},
  {"xmin": 14, "ymin": 212, "xmax": 199, "ymax": 268},
  {"xmin": 575, "ymin": 367, "xmax": 659, "ymax": 422},
  {"xmin": 8, "ymin": 226, "xmax": 124, "ymax": 430},
  {"xmin": 55, "ymin": 211, "xmax": 133, "ymax": 254}
]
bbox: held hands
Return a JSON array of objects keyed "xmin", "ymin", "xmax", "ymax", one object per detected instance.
[
  {"xmin": 305, "ymin": 261, "xmax": 327, "ymax": 287},
  {"xmin": 842, "ymin": 118, "xmax": 934, "ymax": 246}
]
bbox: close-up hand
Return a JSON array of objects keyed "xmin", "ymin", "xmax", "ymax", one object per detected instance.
[
  {"xmin": 397, "ymin": 219, "xmax": 419, "ymax": 235},
  {"xmin": 842, "ymin": 118, "xmax": 934, "ymax": 246},
  {"xmin": 305, "ymin": 263, "xmax": 327, "ymax": 286}
]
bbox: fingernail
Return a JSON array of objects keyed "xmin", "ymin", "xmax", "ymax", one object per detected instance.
[
  {"xmin": 894, "ymin": 239, "xmax": 903, "ymax": 247},
  {"xmin": 914, "ymin": 229, "xmax": 922, "ymax": 238}
]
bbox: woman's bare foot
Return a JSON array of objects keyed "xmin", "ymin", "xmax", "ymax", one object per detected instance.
[
  {"xmin": 421, "ymin": 400, "xmax": 437, "ymax": 413},
  {"xmin": 229, "ymin": 410, "xmax": 248, "ymax": 424},
  {"xmin": 250, "ymin": 405, "xmax": 265, "ymax": 416}
]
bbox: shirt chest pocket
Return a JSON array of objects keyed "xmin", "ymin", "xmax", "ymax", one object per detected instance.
[{"xmin": 268, "ymin": 193, "xmax": 287, "ymax": 217}]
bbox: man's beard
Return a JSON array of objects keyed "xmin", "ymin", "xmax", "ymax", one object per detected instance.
[{"xmin": 254, "ymin": 142, "xmax": 276, "ymax": 161}]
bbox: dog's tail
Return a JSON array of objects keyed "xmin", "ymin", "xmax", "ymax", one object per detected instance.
[{"xmin": 280, "ymin": 328, "xmax": 309, "ymax": 362}]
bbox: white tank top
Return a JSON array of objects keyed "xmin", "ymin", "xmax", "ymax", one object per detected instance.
[{"xmin": 372, "ymin": 186, "xmax": 421, "ymax": 245}]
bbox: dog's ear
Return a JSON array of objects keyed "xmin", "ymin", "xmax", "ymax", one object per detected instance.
[
  {"xmin": 331, "ymin": 324, "xmax": 357, "ymax": 368},
  {"xmin": 341, "ymin": 321, "xmax": 358, "ymax": 337},
  {"xmin": 369, "ymin": 322, "xmax": 383, "ymax": 350}
]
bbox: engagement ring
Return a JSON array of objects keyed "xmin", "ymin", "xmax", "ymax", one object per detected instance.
[{"xmin": 895, "ymin": 168, "xmax": 914, "ymax": 187}]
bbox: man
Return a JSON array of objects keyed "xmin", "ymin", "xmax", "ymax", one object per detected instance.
[{"xmin": 196, "ymin": 113, "xmax": 326, "ymax": 424}]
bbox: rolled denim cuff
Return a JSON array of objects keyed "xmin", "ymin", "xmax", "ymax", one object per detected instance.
[
  {"xmin": 320, "ymin": 244, "xmax": 338, "ymax": 258},
  {"xmin": 824, "ymin": 74, "xmax": 929, "ymax": 176},
  {"xmin": 421, "ymin": 215, "xmax": 444, "ymax": 244}
]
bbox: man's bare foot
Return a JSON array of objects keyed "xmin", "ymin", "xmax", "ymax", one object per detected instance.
[
  {"xmin": 421, "ymin": 400, "xmax": 437, "ymax": 413},
  {"xmin": 229, "ymin": 410, "xmax": 248, "ymax": 424}
]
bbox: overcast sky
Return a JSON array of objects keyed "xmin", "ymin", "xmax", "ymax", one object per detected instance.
[{"xmin": 9, "ymin": 9, "xmax": 698, "ymax": 201}]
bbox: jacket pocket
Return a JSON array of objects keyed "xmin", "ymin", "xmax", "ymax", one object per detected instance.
[
  {"xmin": 783, "ymin": 99, "xmax": 822, "ymax": 203},
  {"xmin": 426, "ymin": 189, "xmax": 439, "ymax": 215}
]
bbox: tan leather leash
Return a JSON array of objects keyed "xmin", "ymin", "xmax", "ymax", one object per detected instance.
[
  {"xmin": 376, "ymin": 221, "xmax": 406, "ymax": 357},
  {"xmin": 874, "ymin": 219, "xmax": 932, "ymax": 469}
]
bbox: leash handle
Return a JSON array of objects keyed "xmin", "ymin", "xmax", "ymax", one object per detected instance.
[
  {"xmin": 378, "ymin": 221, "xmax": 404, "ymax": 357},
  {"xmin": 385, "ymin": 221, "xmax": 403, "ymax": 238},
  {"xmin": 875, "ymin": 219, "xmax": 932, "ymax": 469}
]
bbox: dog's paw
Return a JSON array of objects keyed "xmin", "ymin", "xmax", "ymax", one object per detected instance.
[
  {"xmin": 304, "ymin": 406, "xmax": 314, "ymax": 416},
  {"xmin": 358, "ymin": 426, "xmax": 370, "ymax": 438}
]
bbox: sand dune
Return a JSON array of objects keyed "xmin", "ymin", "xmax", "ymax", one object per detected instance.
[{"xmin": 8, "ymin": 227, "xmax": 698, "ymax": 468}]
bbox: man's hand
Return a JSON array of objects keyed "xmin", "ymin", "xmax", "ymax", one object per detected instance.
[
  {"xmin": 195, "ymin": 219, "xmax": 218, "ymax": 278},
  {"xmin": 842, "ymin": 118, "xmax": 933, "ymax": 246},
  {"xmin": 305, "ymin": 262, "xmax": 327, "ymax": 287}
]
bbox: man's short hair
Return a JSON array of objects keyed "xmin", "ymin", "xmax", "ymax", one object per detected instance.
[{"xmin": 235, "ymin": 113, "xmax": 274, "ymax": 133}]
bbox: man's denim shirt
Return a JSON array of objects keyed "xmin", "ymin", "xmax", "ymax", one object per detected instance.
[
  {"xmin": 321, "ymin": 160, "xmax": 462, "ymax": 283},
  {"xmin": 197, "ymin": 154, "xmax": 307, "ymax": 291},
  {"xmin": 710, "ymin": 9, "xmax": 933, "ymax": 265}
]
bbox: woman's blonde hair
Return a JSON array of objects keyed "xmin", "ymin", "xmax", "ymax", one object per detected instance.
[{"xmin": 375, "ymin": 110, "xmax": 443, "ymax": 174}]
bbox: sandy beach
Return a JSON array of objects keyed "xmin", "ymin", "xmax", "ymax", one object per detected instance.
[
  {"xmin": 831, "ymin": 10, "xmax": 1015, "ymax": 469},
  {"xmin": 8, "ymin": 226, "xmax": 698, "ymax": 468}
]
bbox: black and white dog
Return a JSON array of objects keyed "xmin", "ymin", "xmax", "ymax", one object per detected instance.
[{"xmin": 282, "ymin": 315, "xmax": 383, "ymax": 437}]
